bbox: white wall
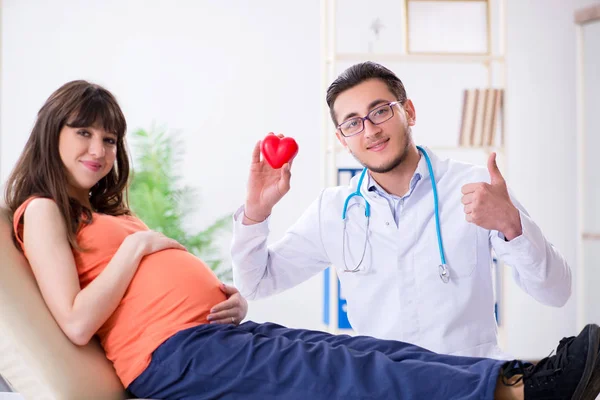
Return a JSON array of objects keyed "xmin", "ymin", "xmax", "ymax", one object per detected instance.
[
  {"xmin": 580, "ymin": 2, "xmax": 600, "ymax": 329},
  {"xmin": 0, "ymin": 0, "xmax": 325, "ymax": 330},
  {"xmin": 502, "ymin": 0, "xmax": 600, "ymax": 359},
  {"xmin": 577, "ymin": 0, "xmax": 600, "ymax": 8}
]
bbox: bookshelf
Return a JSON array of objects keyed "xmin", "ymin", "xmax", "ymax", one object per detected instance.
[{"xmin": 320, "ymin": 0, "xmax": 508, "ymax": 346}]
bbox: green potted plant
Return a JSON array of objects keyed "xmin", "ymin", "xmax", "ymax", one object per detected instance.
[{"xmin": 128, "ymin": 126, "xmax": 232, "ymax": 282}]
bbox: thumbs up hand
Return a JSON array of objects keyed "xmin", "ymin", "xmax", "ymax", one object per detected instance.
[{"xmin": 460, "ymin": 153, "xmax": 522, "ymax": 240}]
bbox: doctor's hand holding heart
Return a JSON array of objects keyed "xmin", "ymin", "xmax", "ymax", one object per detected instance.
[
  {"xmin": 243, "ymin": 133, "xmax": 299, "ymax": 225},
  {"xmin": 461, "ymin": 152, "xmax": 523, "ymax": 241}
]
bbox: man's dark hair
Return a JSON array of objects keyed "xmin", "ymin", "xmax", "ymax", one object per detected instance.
[{"xmin": 326, "ymin": 61, "xmax": 407, "ymax": 125}]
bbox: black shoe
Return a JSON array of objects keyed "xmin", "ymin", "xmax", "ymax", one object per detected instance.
[{"xmin": 500, "ymin": 323, "xmax": 600, "ymax": 400}]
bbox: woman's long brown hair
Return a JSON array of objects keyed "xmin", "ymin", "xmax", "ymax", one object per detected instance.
[{"xmin": 4, "ymin": 80, "xmax": 132, "ymax": 250}]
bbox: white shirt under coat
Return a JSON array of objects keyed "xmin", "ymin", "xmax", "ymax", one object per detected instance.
[{"xmin": 231, "ymin": 147, "xmax": 572, "ymax": 359}]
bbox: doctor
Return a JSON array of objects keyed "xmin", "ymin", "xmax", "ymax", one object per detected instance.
[{"xmin": 231, "ymin": 61, "xmax": 572, "ymax": 359}]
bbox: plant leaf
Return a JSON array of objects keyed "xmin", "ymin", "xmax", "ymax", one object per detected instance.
[{"xmin": 129, "ymin": 126, "xmax": 233, "ymax": 281}]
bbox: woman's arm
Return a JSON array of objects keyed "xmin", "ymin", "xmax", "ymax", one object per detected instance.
[{"xmin": 22, "ymin": 198, "xmax": 183, "ymax": 346}]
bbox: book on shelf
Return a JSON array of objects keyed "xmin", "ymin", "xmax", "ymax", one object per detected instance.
[
  {"xmin": 458, "ymin": 88, "xmax": 504, "ymax": 148},
  {"xmin": 459, "ymin": 89, "xmax": 476, "ymax": 147},
  {"xmin": 471, "ymin": 88, "xmax": 487, "ymax": 146}
]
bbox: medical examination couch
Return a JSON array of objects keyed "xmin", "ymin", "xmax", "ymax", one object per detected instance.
[{"xmin": 0, "ymin": 204, "xmax": 147, "ymax": 399}]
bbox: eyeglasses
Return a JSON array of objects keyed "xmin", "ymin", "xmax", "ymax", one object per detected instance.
[{"xmin": 337, "ymin": 101, "xmax": 404, "ymax": 138}]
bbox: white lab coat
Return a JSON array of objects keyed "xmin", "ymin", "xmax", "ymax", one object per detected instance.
[{"xmin": 231, "ymin": 147, "xmax": 572, "ymax": 359}]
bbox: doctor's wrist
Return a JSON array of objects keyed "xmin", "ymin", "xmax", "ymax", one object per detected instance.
[
  {"xmin": 501, "ymin": 207, "xmax": 522, "ymax": 241},
  {"xmin": 242, "ymin": 206, "xmax": 271, "ymax": 225}
]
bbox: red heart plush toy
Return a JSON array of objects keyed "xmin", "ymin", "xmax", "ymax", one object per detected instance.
[{"xmin": 261, "ymin": 134, "xmax": 299, "ymax": 169}]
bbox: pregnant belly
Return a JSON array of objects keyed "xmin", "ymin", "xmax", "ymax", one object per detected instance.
[{"xmin": 117, "ymin": 249, "xmax": 227, "ymax": 326}]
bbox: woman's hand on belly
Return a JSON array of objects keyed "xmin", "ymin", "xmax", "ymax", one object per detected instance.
[
  {"xmin": 207, "ymin": 284, "xmax": 248, "ymax": 325},
  {"xmin": 130, "ymin": 230, "xmax": 187, "ymax": 256}
]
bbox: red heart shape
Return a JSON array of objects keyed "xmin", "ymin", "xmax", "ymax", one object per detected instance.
[{"xmin": 261, "ymin": 135, "xmax": 299, "ymax": 169}]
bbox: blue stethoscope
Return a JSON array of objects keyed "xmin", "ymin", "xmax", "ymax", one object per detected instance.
[{"xmin": 341, "ymin": 145, "xmax": 450, "ymax": 283}]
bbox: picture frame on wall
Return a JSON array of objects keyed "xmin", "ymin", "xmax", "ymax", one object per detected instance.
[{"xmin": 405, "ymin": 0, "xmax": 491, "ymax": 55}]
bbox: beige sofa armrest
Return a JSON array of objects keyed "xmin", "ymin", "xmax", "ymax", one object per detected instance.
[{"xmin": 0, "ymin": 206, "xmax": 128, "ymax": 399}]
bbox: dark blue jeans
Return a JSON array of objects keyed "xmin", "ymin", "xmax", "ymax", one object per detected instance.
[{"xmin": 128, "ymin": 321, "xmax": 504, "ymax": 400}]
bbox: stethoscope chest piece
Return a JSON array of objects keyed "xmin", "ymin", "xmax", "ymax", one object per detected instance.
[{"xmin": 439, "ymin": 264, "xmax": 450, "ymax": 283}]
